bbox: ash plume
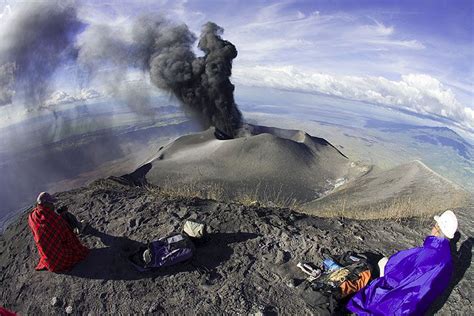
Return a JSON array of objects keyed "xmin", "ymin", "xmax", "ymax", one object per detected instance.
[
  {"xmin": 0, "ymin": 2, "xmax": 83, "ymax": 107},
  {"xmin": 149, "ymin": 21, "xmax": 242, "ymax": 137},
  {"xmin": 78, "ymin": 17, "xmax": 242, "ymax": 137}
]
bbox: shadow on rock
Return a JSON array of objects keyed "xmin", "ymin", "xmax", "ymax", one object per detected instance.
[
  {"xmin": 428, "ymin": 234, "xmax": 473, "ymax": 314},
  {"xmin": 65, "ymin": 227, "xmax": 155, "ymax": 281},
  {"xmin": 193, "ymin": 232, "xmax": 259, "ymax": 269},
  {"xmin": 66, "ymin": 228, "xmax": 258, "ymax": 281},
  {"xmin": 190, "ymin": 232, "xmax": 260, "ymax": 286}
]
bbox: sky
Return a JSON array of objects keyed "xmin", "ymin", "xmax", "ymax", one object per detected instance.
[{"xmin": 1, "ymin": 0, "xmax": 473, "ymax": 133}]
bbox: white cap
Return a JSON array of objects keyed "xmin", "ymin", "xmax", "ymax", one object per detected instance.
[{"xmin": 434, "ymin": 210, "xmax": 458, "ymax": 239}]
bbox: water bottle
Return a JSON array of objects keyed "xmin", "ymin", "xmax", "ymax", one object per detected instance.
[{"xmin": 323, "ymin": 257, "xmax": 342, "ymax": 272}]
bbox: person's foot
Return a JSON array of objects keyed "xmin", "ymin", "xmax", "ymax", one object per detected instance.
[{"xmin": 73, "ymin": 220, "xmax": 89, "ymax": 235}]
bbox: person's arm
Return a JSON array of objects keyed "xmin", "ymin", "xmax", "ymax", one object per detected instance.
[{"xmin": 56, "ymin": 205, "xmax": 68, "ymax": 214}]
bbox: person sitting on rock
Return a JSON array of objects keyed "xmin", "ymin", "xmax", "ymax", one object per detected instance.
[
  {"xmin": 347, "ymin": 210, "xmax": 458, "ymax": 315},
  {"xmin": 28, "ymin": 192, "xmax": 89, "ymax": 272}
]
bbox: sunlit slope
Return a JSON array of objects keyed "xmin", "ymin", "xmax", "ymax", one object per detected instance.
[{"xmin": 303, "ymin": 160, "xmax": 470, "ymax": 219}]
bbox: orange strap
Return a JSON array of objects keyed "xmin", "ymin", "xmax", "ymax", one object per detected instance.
[{"xmin": 339, "ymin": 270, "xmax": 371, "ymax": 297}]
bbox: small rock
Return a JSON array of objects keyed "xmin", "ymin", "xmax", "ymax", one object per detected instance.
[
  {"xmin": 65, "ymin": 305, "xmax": 73, "ymax": 314},
  {"xmin": 51, "ymin": 296, "xmax": 61, "ymax": 307},
  {"xmin": 280, "ymin": 232, "xmax": 290, "ymax": 242},
  {"xmin": 286, "ymin": 279, "xmax": 296, "ymax": 288},
  {"xmin": 275, "ymin": 250, "xmax": 291, "ymax": 264}
]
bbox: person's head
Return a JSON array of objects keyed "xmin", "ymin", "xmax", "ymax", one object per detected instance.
[
  {"xmin": 431, "ymin": 210, "xmax": 458, "ymax": 239},
  {"xmin": 36, "ymin": 192, "xmax": 57, "ymax": 209}
]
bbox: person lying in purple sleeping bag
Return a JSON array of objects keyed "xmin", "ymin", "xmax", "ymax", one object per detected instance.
[{"xmin": 347, "ymin": 210, "xmax": 458, "ymax": 315}]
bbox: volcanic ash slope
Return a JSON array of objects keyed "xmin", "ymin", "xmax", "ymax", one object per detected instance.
[
  {"xmin": 144, "ymin": 125, "xmax": 468, "ymax": 217},
  {"xmin": 146, "ymin": 125, "xmax": 365, "ymax": 203},
  {"xmin": 304, "ymin": 160, "xmax": 470, "ymax": 219}
]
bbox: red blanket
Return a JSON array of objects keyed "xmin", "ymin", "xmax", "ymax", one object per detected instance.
[
  {"xmin": 0, "ymin": 307, "xmax": 17, "ymax": 316},
  {"xmin": 28, "ymin": 205, "xmax": 89, "ymax": 272}
]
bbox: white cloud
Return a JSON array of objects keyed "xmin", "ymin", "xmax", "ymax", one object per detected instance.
[
  {"xmin": 220, "ymin": 2, "xmax": 472, "ymax": 130},
  {"xmin": 233, "ymin": 65, "xmax": 474, "ymax": 130},
  {"xmin": 45, "ymin": 91, "xmax": 77, "ymax": 106},
  {"xmin": 44, "ymin": 89, "xmax": 101, "ymax": 106},
  {"xmin": 227, "ymin": 9, "xmax": 425, "ymax": 64},
  {"xmin": 78, "ymin": 88, "xmax": 101, "ymax": 100}
]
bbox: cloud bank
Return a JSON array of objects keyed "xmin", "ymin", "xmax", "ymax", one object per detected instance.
[
  {"xmin": 197, "ymin": 1, "xmax": 471, "ymax": 131},
  {"xmin": 44, "ymin": 89, "xmax": 101, "ymax": 107},
  {"xmin": 234, "ymin": 66, "xmax": 474, "ymax": 130}
]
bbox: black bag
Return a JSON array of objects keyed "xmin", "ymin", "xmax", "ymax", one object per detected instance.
[{"xmin": 299, "ymin": 280, "xmax": 338, "ymax": 315}]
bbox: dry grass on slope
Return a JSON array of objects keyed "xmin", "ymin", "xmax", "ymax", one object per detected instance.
[
  {"xmin": 145, "ymin": 180, "xmax": 303, "ymax": 210},
  {"xmin": 310, "ymin": 191, "xmax": 471, "ymax": 220}
]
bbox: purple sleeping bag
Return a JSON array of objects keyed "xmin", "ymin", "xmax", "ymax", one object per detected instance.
[{"xmin": 129, "ymin": 234, "xmax": 194, "ymax": 271}]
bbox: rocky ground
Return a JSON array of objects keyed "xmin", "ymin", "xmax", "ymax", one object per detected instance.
[{"xmin": 0, "ymin": 178, "xmax": 472, "ymax": 315}]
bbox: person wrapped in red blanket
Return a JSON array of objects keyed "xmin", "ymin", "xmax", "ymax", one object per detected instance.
[{"xmin": 28, "ymin": 192, "xmax": 89, "ymax": 272}]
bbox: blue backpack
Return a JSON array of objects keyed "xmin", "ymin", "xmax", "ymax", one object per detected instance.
[{"xmin": 129, "ymin": 233, "xmax": 194, "ymax": 272}]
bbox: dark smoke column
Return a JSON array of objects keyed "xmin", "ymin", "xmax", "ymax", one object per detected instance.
[
  {"xmin": 193, "ymin": 22, "xmax": 242, "ymax": 137},
  {"xmin": 148, "ymin": 21, "xmax": 242, "ymax": 138}
]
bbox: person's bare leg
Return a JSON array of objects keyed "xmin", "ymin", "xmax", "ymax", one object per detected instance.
[{"xmin": 61, "ymin": 212, "xmax": 85, "ymax": 234}]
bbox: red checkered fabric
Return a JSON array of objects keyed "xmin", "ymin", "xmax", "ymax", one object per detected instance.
[
  {"xmin": 0, "ymin": 307, "xmax": 17, "ymax": 316},
  {"xmin": 28, "ymin": 205, "xmax": 89, "ymax": 272}
]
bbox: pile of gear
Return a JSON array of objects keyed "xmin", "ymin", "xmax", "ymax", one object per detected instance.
[{"xmin": 296, "ymin": 250, "xmax": 373, "ymax": 315}]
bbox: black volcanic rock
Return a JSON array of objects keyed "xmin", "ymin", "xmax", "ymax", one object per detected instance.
[{"xmin": 0, "ymin": 178, "xmax": 472, "ymax": 314}]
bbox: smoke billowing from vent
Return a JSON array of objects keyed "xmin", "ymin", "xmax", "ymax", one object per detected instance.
[
  {"xmin": 0, "ymin": 2, "xmax": 82, "ymax": 107},
  {"xmin": 146, "ymin": 21, "xmax": 242, "ymax": 137}
]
